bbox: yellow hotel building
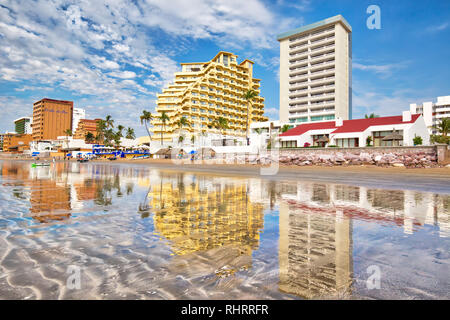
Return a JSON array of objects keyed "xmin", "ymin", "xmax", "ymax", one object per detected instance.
[
  {"xmin": 151, "ymin": 51, "xmax": 268, "ymax": 144},
  {"xmin": 149, "ymin": 178, "xmax": 264, "ymax": 258}
]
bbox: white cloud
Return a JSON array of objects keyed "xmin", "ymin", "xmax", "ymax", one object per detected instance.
[
  {"xmin": 353, "ymin": 62, "xmax": 408, "ymax": 77},
  {"xmin": 351, "ymin": 81, "xmax": 433, "ymax": 118},
  {"xmin": 0, "ymin": 0, "xmax": 303, "ymax": 135},
  {"xmin": 427, "ymin": 22, "xmax": 449, "ymax": 33}
]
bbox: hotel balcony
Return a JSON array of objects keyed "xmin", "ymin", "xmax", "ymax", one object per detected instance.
[
  {"xmin": 289, "ymin": 72, "xmax": 309, "ymax": 83},
  {"xmin": 310, "ymin": 44, "xmax": 335, "ymax": 54}
]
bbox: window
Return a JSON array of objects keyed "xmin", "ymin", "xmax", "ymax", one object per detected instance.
[{"xmin": 336, "ymin": 138, "xmax": 359, "ymax": 148}]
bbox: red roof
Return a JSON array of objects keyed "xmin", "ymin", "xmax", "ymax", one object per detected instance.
[
  {"xmin": 280, "ymin": 114, "xmax": 421, "ymax": 137},
  {"xmin": 280, "ymin": 120, "xmax": 336, "ymax": 137}
]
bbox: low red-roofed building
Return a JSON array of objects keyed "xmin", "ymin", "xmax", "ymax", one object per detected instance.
[{"xmin": 279, "ymin": 111, "xmax": 430, "ymax": 148}]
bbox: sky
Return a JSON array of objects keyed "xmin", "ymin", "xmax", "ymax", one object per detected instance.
[{"xmin": 0, "ymin": 0, "xmax": 449, "ymax": 136}]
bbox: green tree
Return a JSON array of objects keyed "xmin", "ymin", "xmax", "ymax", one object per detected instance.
[
  {"xmin": 85, "ymin": 132, "xmax": 95, "ymax": 143},
  {"xmin": 178, "ymin": 134, "xmax": 185, "ymax": 145},
  {"xmin": 432, "ymin": 117, "xmax": 450, "ymax": 137},
  {"xmin": 366, "ymin": 136, "xmax": 373, "ymax": 147},
  {"xmin": 243, "ymin": 89, "xmax": 258, "ymax": 145},
  {"xmin": 140, "ymin": 110, "xmax": 153, "ymax": 144},
  {"xmin": 365, "ymin": 113, "xmax": 379, "ymax": 119},
  {"xmin": 159, "ymin": 111, "xmax": 170, "ymax": 146},
  {"xmin": 125, "ymin": 127, "xmax": 135, "ymax": 140},
  {"xmin": 96, "ymin": 119, "xmax": 107, "ymax": 144},
  {"xmin": 212, "ymin": 116, "xmax": 229, "ymax": 146},
  {"xmin": 175, "ymin": 116, "xmax": 190, "ymax": 145},
  {"xmin": 280, "ymin": 124, "xmax": 291, "ymax": 133},
  {"xmin": 116, "ymin": 125, "xmax": 124, "ymax": 138},
  {"xmin": 105, "ymin": 115, "xmax": 114, "ymax": 128},
  {"xmin": 413, "ymin": 135, "xmax": 423, "ymax": 146}
]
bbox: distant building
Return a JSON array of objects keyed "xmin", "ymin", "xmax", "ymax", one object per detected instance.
[
  {"xmin": 14, "ymin": 117, "xmax": 32, "ymax": 134},
  {"xmin": 279, "ymin": 112, "xmax": 429, "ymax": 147},
  {"xmin": 32, "ymin": 98, "xmax": 73, "ymax": 141},
  {"xmin": 2, "ymin": 133, "xmax": 33, "ymax": 152},
  {"xmin": 151, "ymin": 51, "xmax": 267, "ymax": 145},
  {"xmin": 277, "ymin": 15, "xmax": 352, "ymax": 124},
  {"xmin": 73, "ymin": 118, "xmax": 100, "ymax": 142},
  {"xmin": 410, "ymin": 95, "xmax": 450, "ymax": 135},
  {"xmin": 72, "ymin": 108, "xmax": 86, "ymax": 133}
]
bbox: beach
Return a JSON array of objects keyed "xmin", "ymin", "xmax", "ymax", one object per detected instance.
[{"xmin": 3, "ymin": 156, "xmax": 449, "ymax": 194}]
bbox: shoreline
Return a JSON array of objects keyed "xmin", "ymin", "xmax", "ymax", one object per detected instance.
[{"xmin": 2, "ymin": 156, "xmax": 450, "ymax": 194}]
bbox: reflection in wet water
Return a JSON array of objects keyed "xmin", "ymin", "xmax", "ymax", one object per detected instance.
[{"xmin": 0, "ymin": 160, "xmax": 449, "ymax": 299}]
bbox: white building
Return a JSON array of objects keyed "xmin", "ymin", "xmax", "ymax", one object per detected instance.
[
  {"xmin": 277, "ymin": 15, "xmax": 352, "ymax": 125},
  {"xmin": 410, "ymin": 95, "xmax": 450, "ymax": 134},
  {"xmin": 279, "ymin": 112, "xmax": 430, "ymax": 148},
  {"xmin": 72, "ymin": 108, "xmax": 86, "ymax": 133},
  {"xmin": 14, "ymin": 117, "xmax": 32, "ymax": 134}
]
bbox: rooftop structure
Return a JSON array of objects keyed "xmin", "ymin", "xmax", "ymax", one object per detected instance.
[{"xmin": 277, "ymin": 15, "xmax": 352, "ymax": 124}]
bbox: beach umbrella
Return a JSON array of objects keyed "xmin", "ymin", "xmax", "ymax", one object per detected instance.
[{"xmin": 316, "ymin": 135, "xmax": 329, "ymax": 143}]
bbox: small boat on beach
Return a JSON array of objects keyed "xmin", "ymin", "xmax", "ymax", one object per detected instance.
[{"xmin": 31, "ymin": 163, "xmax": 50, "ymax": 167}]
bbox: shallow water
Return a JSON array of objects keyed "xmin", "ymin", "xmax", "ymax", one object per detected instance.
[{"xmin": 0, "ymin": 160, "xmax": 449, "ymax": 300}]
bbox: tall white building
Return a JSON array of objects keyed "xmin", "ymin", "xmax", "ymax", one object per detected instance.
[
  {"xmin": 277, "ymin": 15, "xmax": 352, "ymax": 124},
  {"xmin": 72, "ymin": 108, "xmax": 86, "ymax": 134},
  {"xmin": 410, "ymin": 95, "xmax": 450, "ymax": 134}
]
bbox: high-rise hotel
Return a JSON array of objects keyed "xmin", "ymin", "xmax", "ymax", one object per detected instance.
[
  {"xmin": 151, "ymin": 51, "xmax": 267, "ymax": 144},
  {"xmin": 277, "ymin": 15, "xmax": 352, "ymax": 124},
  {"xmin": 32, "ymin": 98, "xmax": 73, "ymax": 141}
]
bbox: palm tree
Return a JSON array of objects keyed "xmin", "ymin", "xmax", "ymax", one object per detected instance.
[
  {"xmin": 96, "ymin": 119, "xmax": 107, "ymax": 144},
  {"xmin": 125, "ymin": 127, "xmax": 135, "ymax": 140},
  {"xmin": 243, "ymin": 89, "xmax": 258, "ymax": 145},
  {"xmin": 212, "ymin": 116, "xmax": 229, "ymax": 146},
  {"xmin": 200, "ymin": 129, "xmax": 207, "ymax": 147},
  {"xmin": 365, "ymin": 113, "xmax": 379, "ymax": 119},
  {"xmin": 140, "ymin": 110, "xmax": 153, "ymax": 144},
  {"xmin": 116, "ymin": 125, "xmax": 124, "ymax": 138},
  {"xmin": 85, "ymin": 132, "xmax": 95, "ymax": 143},
  {"xmin": 159, "ymin": 111, "xmax": 170, "ymax": 146},
  {"xmin": 175, "ymin": 116, "xmax": 190, "ymax": 146},
  {"xmin": 105, "ymin": 115, "xmax": 114, "ymax": 128},
  {"xmin": 64, "ymin": 129, "xmax": 72, "ymax": 149},
  {"xmin": 433, "ymin": 117, "xmax": 450, "ymax": 137},
  {"xmin": 280, "ymin": 124, "xmax": 291, "ymax": 133}
]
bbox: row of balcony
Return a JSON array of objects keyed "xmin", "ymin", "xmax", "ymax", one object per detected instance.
[
  {"xmin": 289, "ymin": 36, "xmax": 335, "ymax": 57},
  {"xmin": 289, "ymin": 91, "xmax": 335, "ymax": 102},
  {"xmin": 289, "ymin": 50, "xmax": 335, "ymax": 68},
  {"xmin": 289, "ymin": 27, "xmax": 335, "ymax": 47}
]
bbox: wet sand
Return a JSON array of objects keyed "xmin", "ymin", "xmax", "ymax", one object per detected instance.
[{"xmin": 3, "ymin": 157, "xmax": 450, "ymax": 194}]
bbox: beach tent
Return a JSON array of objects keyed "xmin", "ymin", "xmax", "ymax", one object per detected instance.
[
  {"xmin": 198, "ymin": 147, "xmax": 216, "ymax": 158},
  {"xmin": 382, "ymin": 130, "xmax": 403, "ymax": 146}
]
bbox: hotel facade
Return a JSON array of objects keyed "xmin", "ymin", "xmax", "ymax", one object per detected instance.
[
  {"xmin": 410, "ymin": 95, "xmax": 450, "ymax": 135},
  {"xmin": 32, "ymin": 98, "xmax": 73, "ymax": 141},
  {"xmin": 151, "ymin": 51, "xmax": 267, "ymax": 145},
  {"xmin": 277, "ymin": 15, "xmax": 352, "ymax": 124}
]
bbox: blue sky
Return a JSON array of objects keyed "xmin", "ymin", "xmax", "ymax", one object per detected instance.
[{"xmin": 0, "ymin": 0, "xmax": 449, "ymax": 136}]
